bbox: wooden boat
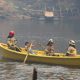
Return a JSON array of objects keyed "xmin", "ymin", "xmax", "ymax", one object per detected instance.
[{"xmin": 0, "ymin": 42, "xmax": 80, "ymax": 67}]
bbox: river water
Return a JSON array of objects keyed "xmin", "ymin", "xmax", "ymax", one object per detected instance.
[
  {"xmin": 0, "ymin": 62, "xmax": 80, "ymax": 80},
  {"xmin": 0, "ymin": 18, "xmax": 80, "ymax": 80}
]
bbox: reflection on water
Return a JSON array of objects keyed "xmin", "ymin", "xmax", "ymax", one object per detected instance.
[{"xmin": 0, "ymin": 62, "xmax": 80, "ymax": 80}]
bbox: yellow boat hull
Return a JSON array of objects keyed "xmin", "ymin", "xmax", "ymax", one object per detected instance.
[{"xmin": 0, "ymin": 43, "xmax": 80, "ymax": 66}]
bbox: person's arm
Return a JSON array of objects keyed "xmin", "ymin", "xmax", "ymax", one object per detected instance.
[{"xmin": 25, "ymin": 46, "xmax": 28, "ymax": 51}]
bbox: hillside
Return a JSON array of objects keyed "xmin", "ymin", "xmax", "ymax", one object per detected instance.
[{"xmin": 0, "ymin": 0, "xmax": 80, "ymax": 20}]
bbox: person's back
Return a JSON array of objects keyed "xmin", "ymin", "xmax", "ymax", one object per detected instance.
[
  {"xmin": 7, "ymin": 36, "xmax": 17, "ymax": 47},
  {"xmin": 7, "ymin": 31, "xmax": 21, "ymax": 52},
  {"xmin": 66, "ymin": 40, "xmax": 77, "ymax": 56},
  {"xmin": 7, "ymin": 31, "xmax": 16, "ymax": 48},
  {"xmin": 67, "ymin": 46, "xmax": 77, "ymax": 55},
  {"xmin": 45, "ymin": 39, "xmax": 54, "ymax": 56}
]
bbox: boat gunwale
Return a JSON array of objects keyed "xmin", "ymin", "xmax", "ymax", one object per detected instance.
[{"xmin": 0, "ymin": 43, "xmax": 80, "ymax": 59}]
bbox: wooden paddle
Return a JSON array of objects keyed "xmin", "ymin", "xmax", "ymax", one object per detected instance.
[
  {"xmin": 23, "ymin": 51, "xmax": 29, "ymax": 63},
  {"xmin": 23, "ymin": 41, "xmax": 34, "ymax": 63}
]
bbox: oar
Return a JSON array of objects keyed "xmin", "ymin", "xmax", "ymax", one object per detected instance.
[
  {"xmin": 23, "ymin": 41, "xmax": 34, "ymax": 63},
  {"xmin": 23, "ymin": 51, "xmax": 29, "ymax": 63}
]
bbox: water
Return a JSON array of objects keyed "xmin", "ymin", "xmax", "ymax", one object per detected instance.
[
  {"xmin": 1, "ymin": 19, "xmax": 80, "ymax": 52},
  {"xmin": 0, "ymin": 62, "xmax": 80, "ymax": 80},
  {"xmin": 0, "ymin": 0, "xmax": 80, "ymax": 79},
  {"xmin": 0, "ymin": 18, "xmax": 80, "ymax": 80}
]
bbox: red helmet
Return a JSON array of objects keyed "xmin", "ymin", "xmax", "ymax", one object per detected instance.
[{"xmin": 9, "ymin": 31, "xmax": 15, "ymax": 37}]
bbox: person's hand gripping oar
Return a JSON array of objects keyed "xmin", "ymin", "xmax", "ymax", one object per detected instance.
[{"xmin": 23, "ymin": 40, "xmax": 35, "ymax": 63}]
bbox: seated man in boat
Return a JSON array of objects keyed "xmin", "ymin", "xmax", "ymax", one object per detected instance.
[
  {"xmin": 25, "ymin": 41, "xmax": 35, "ymax": 54},
  {"xmin": 66, "ymin": 40, "xmax": 77, "ymax": 56},
  {"xmin": 7, "ymin": 31, "xmax": 21, "ymax": 52},
  {"xmin": 45, "ymin": 39, "xmax": 55, "ymax": 56}
]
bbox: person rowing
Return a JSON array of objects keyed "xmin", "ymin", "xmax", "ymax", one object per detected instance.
[
  {"xmin": 45, "ymin": 39, "xmax": 55, "ymax": 56},
  {"xmin": 7, "ymin": 31, "xmax": 21, "ymax": 52},
  {"xmin": 66, "ymin": 40, "xmax": 77, "ymax": 56},
  {"xmin": 25, "ymin": 41, "xmax": 35, "ymax": 54}
]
